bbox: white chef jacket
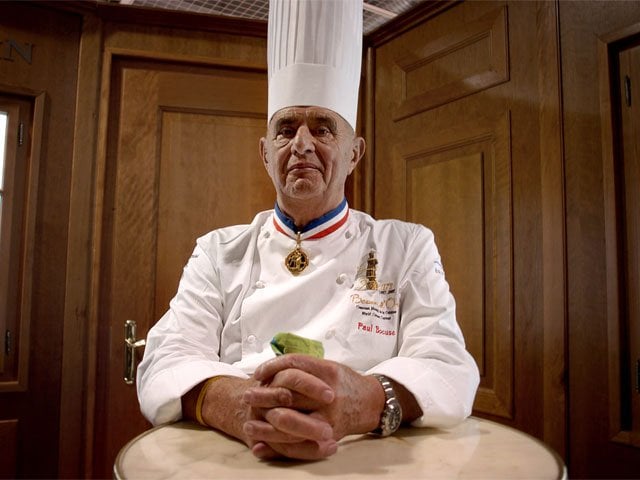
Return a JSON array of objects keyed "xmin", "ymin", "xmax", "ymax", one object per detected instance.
[{"xmin": 137, "ymin": 206, "xmax": 479, "ymax": 428}]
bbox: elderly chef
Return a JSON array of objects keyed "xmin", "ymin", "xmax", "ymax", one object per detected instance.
[{"xmin": 137, "ymin": 0, "xmax": 479, "ymax": 461}]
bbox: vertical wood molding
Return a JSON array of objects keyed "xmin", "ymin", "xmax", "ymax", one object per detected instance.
[
  {"xmin": 58, "ymin": 12, "xmax": 103, "ymax": 478},
  {"xmin": 84, "ymin": 40, "xmax": 115, "ymax": 480},
  {"xmin": 599, "ymin": 31, "xmax": 622, "ymax": 443},
  {"xmin": 537, "ymin": 0, "xmax": 567, "ymax": 457},
  {"xmin": 363, "ymin": 46, "xmax": 375, "ymax": 215}
]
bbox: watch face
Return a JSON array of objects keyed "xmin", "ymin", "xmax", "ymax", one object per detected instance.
[
  {"xmin": 371, "ymin": 374, "xmax": 403, "ymax": 436},
  {"xmin": 383, "ymin": 400, "xmax": 402, "ymax": 435}
]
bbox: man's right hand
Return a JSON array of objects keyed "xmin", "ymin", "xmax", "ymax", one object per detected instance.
[{"xmin": 181, "ymin": 375, "xmax": 338, "ymax": 460}]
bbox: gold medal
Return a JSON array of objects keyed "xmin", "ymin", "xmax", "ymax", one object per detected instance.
[{"xmin": 285, "ymin": 232, "xmax": 309, "ymax": 275}]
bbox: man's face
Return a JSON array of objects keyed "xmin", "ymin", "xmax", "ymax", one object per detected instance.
[{"xmin": 260, "ymin": 106, "xmax": 364, "ymax": 212}]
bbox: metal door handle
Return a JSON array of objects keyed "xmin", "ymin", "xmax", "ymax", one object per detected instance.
[{"xmin": 124, "ymin": 320, "xmax": 146, "ymax": 385}]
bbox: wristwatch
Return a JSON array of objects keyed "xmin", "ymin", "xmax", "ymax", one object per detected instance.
[{"xmin": 371, "ymin": 374, "xmax": 403, "ymax": 436}]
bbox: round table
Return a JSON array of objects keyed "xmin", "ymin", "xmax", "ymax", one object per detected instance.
[{"xmin": 114, "ymin": 417, "xmax": 566, "ymax": 479}]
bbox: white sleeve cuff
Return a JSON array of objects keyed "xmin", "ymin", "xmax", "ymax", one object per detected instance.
[
  {"xmin": 366, "ymin": 355, "xmax": 478, "ymax": 428},
  {"xmin": 140, "ymin": 360, "xmax": 249, "ymax": 425}
]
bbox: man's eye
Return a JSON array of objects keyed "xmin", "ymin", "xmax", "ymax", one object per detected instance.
[
  {"xmin": 277, "ymin": 127, "xmax": 295, "ymax": 138},
  {"xmin": 315, "ymin": 126, "xmax": 331, "ymax": 136}
]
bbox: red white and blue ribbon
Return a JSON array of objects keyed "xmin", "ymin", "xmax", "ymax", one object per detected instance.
[{"xmin": 273, "ymin": 198, "xmax": 349, "ymax": 240}]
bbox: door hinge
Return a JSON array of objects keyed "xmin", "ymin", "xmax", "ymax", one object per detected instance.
[
  {"xmin": 4, "ymin": 329, "xmax": 11, "ymax": 355},
  {"xmin": 17, "ymin": 122, "xmax": 24, "ymax": 146},
  {"xmin": 624, "ymin": 75, "xmax": 632, "ymax": 107}
]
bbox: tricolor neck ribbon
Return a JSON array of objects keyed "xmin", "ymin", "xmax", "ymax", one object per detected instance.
[{"xmin": 273, "ymin": 198, "xmax": 349, "ymax": 240}]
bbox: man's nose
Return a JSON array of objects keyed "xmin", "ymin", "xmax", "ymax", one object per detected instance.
[{"xmin": 291, "ymin": 126, "xmax": 315, "ymax": 156}]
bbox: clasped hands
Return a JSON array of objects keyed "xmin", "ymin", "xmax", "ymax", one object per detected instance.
[{"xmin": 240, "ymin": 354, "xmax": 383, "ymax": 461}]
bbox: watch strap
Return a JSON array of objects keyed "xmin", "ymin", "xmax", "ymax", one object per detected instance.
[{"xmin": 371, "ymin": 374, "xmax": 402, "ymax": 436}]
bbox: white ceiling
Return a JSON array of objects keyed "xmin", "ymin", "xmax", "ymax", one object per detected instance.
[{"xmin": 115, "ymin": 0, "xmax": 426, "ymax": 34}]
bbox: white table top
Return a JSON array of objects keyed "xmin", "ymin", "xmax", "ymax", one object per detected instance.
[{"xmin": 114, "ymin": 416, "xmax": 566, "ymax": 479}]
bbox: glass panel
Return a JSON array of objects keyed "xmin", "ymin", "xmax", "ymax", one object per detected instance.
[{"xmin": 0, "ymin": 111, "xmax": 7, "ymax": 189}]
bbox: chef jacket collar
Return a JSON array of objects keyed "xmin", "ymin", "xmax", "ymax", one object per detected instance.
[{"xmin": 273, "ymin": 198, "xmax": 349, "ymax": 240}]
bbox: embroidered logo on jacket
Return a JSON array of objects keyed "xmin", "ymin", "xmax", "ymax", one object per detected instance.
[{"xmin": 349, "ymin": 250, "xmax": 398, "ymax": 336}]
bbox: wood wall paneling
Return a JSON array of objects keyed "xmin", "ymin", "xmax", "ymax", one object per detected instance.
[
  {"xmin": 0, "ymin": 3, "xmax": 81, "ymax": 477},
  {"xmin": 15, "ymin": 0, "xmax": 640, "ymax": 476},
  {"xmin": 87, "ymin": 23, "xmax": 270, "ymax": 476},
  {"xmin": 535, "ymin": 0, "xmax": 567, "ymax": 459},
  {"xmin": 373, "ymin": 1, "xmax": 566, "ymax": 456},
  {"xmin": 392, "ymin": 6, "xmax": 509, "ymax": 121},
  {"xmin": 562, "ymin": 0, "xmax": 640, "ymax": 475},
  {"xmin": 403, "ymin": 114, "xmax": 514, "ymax": 419},
  {"xmin": 0, "ymin": 419, "xmax": 18, "ymax": 478},
  {"xmin": 375, "ymin": 0, "xmax": 517, "ymax": 420},
  {"xmin": 58, "ymin": 12, "xmax": 103, "ymax": 478},
  {"xmin": 507, "ymin": 0, "xmax": 544, "ymax": 444},
  {"xmin": 157, "ymin": 110, "xmax": 269, "ymax": 314}
]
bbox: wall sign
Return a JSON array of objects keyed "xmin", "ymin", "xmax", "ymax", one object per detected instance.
[{"xmin": 0, "ymin": 39, "xmax": 33, "ymax": 64}]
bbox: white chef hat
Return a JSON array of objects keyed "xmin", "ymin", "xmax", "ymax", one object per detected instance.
[{"xmin": 267, "ymin": 0, "xmax": 363, "ymax": 130}]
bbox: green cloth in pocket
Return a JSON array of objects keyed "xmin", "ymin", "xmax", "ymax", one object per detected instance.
[{"xmin": 270, "ymin": 332, "xmax": 324, "ymax": 359}]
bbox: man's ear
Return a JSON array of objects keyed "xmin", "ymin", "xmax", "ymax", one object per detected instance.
[
  {"xmin": 259, "ymin": 137, "xmax": 269, "ymax": 170},
  {"xmin": 348, "ymin": 136, "xmax": 366, "ymax": 174}
]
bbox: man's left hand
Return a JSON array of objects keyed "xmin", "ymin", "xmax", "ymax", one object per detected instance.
[{"xmin": 242, "ymin": 354, "xmax": 385, "ymax": 453}]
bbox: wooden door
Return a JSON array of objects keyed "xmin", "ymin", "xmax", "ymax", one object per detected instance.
[
  {"xmin": 560, "ymin": 2, "xmax": 640, "ymax": 472},
  {"xmin": 618, "ymin": 43, "xmax": 640, "ymax": 447},
  {"xmin": 561, "ymin": 1, "xmax": 640, "ymax": 475},
  {"xmin": 372, "ymin": 0, "xmax": 566, "ymax": 454},
  {"xmin": 92, "ymin": 57, "xmax": 273, "ymax": 478}
]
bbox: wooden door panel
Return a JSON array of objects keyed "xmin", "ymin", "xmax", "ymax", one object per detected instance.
[
  {"xmin": 95, "ymin": 59, "xmax": 271, "ymax": 478},
  {"xmin": 391, "ymin": 6, "xmax": 509, "ymax": 121},
  {"xmin": 157, "ymin": 111, "xmax": 270, "ymax": 317},
  {"xmin": 373, "ymin": 0, "xmax": 565, "ymax": 452},
  {"xmin": 403, "ymin": 113, "xmax": 513, "ymax": 419},
  {"xmin": 375, "ymin": 1, "xmax": 515, "ymax": 422},
  {"xmin": 409, "ymin": 151, "xmax": 485, "ymax": 364}
]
